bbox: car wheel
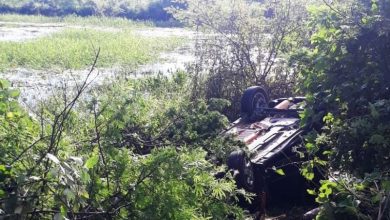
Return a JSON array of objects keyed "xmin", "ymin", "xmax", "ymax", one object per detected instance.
[
  {"xmin": 241, "ymin": 86, "xmax": 269, "ymax": 120},
  {"xmin": 227, "ymin": 150, "xmax": 255, "ymax": 191}
]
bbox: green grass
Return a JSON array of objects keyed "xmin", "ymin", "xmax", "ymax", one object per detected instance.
[
  {"xmin": 0, "ymin": 13, "xmax": 154, "ymax": 28},
  {"xmin": 0, "ymin": 28, "xmax": 184, "ymax": 70}
]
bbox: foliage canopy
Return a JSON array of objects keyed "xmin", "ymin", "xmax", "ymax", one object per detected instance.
[{"xmin": 296, "ymin": 0, "xmax": 390, "ymax": 218}]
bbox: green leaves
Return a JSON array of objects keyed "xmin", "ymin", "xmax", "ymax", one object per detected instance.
[
  {"xmin": 0, "ymin": 73, "xmax": 247, "ymax": 219},
  {"xmin": 369, "ymin": 134, "xmax": 385, "ymax": 145},
  {"xmin": 8, "ymin": 89, "xmax": 20, "ymax": 98},
  {"xmin": 323, "ymin": 112, "xmax": 334, "ymax": 124},
  {"xmin": 0, "ymin": 79, "xmax": 10, "ymax": 89},
  {"xmin": 371, "ymin": 0, "xmax": 378, "ymax": 13},
  {"xmin": 301, "ymin": 161, "xmax": 315, "ymax": 181},
  {"xmin": 307, "ymin": 189, "xmax": 316, "ymax": 195},
  {"xmin": 63, "ymin": 188, "xmax": 76, "ymax": 201},
  {"xmin": 295, "ymin": 0, "xmax": 390, "ymax": 217},
  {"xmin": 128, "ymin": 147, "xmax": 244, "ymax": 219},
  {"xmin": 84, "ymin": 153, "xmax": 99, "ymax": 169},
  {"xmin": 381, "ymin": 180, "xmax": 390, "ymax": 192},
  {"xmin": 272, "ymin": 166, "xmax": 285, "ymax": 176},
  {"xmin": 315, "ymin": 180, "xmax": 337, "ymax": 204},
  {"xmin": 301, "ymin": 168, "xmax": 314, "ymax": 181},
  {"xmin": 369, "ymin": 102, "xmax": 380, "ymax": 118}
]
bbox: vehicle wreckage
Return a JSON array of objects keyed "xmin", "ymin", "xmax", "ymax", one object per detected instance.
[{"xmin": 224, "ymin": 86, "xmax": 313, "ymax": 215}]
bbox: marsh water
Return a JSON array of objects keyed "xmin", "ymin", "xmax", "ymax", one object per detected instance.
[{"xmin": 0, "ymin": 21, "xmax": 197, "ymax": 109}]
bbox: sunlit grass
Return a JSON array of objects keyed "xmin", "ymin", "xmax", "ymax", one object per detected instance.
[
  {"xmin": 0, "ymin": 28, "xmax": 184, "ymax": 70},
  {"xmin": 0, "ymin": 13, "xmax": 153, "ymax": 28}
]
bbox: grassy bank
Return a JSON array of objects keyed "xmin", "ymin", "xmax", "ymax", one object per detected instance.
[
  {"xmin": 0, "ymin": 13, "xmax": 154, "ymax": 28},
  {"xmin": 0, "ymin": 28, "xmax": 184, "ymax": 70}
]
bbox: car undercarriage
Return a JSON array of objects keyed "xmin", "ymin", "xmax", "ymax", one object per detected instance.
[{"xmin": 224, "ymin": 86, "xmax": 316, "ymax": 217}]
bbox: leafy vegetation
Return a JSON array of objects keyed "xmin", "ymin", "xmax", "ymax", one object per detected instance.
[
  {"xmin": 171, "ymin": 0, "xmax": 390, "ymax": 218},
  {"xmin": 0, "ymin": 0, "xmax": 182, "ymax": 22},
  {"xmin": 0, "ymin": 28, "xmax": 183, "ymax": 70},
  {"xmin": 0, "ymin": 13, "xmax": 153, "ymax": 27},
  {"xmin": 1, "ymin": 0, "xmax": 390, "ymax": 219},
  {"xmin": 0, "ymin": 69, "xmax": 248, "ymax": 219},
  {"xmin": 295, "ymin": 0, "xmax": 390, "ymax": 219},
  {"xmin": 170, "ymin": 0, "xmax": 314, "ymax": 119}
]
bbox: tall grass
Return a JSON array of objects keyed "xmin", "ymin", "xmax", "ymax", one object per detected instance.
[
  {"xmin": 0, "ymin": 28, "xmax": 184, "ymax": 70},
  {"xmin": 0, "ymin": 14, "xmax": 154, "ymax": 28}
]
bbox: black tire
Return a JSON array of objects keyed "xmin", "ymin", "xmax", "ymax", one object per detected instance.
[
  {"xmin": 241, "ymin": 86, "xmax": 269, "ymax": 119},
  {"xmin": 227, "ymin": 150, "xmax": 254, "ymax": 191}
]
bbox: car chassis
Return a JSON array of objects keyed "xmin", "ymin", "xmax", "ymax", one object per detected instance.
[{"xmin": 225, "ymin": 86, "xmax": 309, "ymax": 214}]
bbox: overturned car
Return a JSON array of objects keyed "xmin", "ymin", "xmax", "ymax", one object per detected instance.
[{"xmin": 224, "ymin": 86, "xmax": 314, "ymax": 213}]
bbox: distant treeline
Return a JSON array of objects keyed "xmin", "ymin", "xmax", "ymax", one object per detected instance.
[{"xmin": 0, "ymin": 0, "xmax": 184, "ymax": 21}]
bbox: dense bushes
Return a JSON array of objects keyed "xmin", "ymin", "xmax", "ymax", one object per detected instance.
[
  {"xmin": 2, "ymin": 0, "xmax": 390, "ymax": 218},
  {"xmin": 0, "ymin": 72, "xmax": 248, "ymax": 219},
  {"xmin": 296, "ymin": 0, "xmax": 390, "ymax": 218},
  {"xmin": 170, "ymin": 0, "xmax": 311, "ymax": 119}
]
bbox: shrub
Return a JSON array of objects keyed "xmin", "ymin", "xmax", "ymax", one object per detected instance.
[
  {"xmin": 170, "ymin": 0, "xmax": 313, "ymax": 119},
  {"xmin": 0, "ymin": 72, "xmax": 249, "ymax": 219},
  {"xmin": 296, "ymin": 0, "xmax": 390, "ymax": 218}
]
